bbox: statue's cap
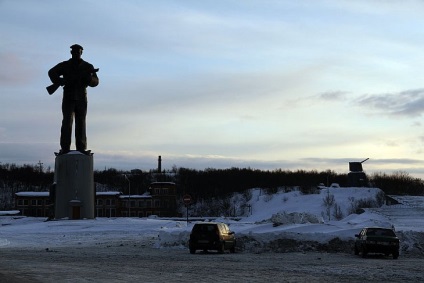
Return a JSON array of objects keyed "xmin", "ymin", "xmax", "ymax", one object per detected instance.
[{"xmin": 70, "ymin": 44, "xmax": 83, "ymax": 51}]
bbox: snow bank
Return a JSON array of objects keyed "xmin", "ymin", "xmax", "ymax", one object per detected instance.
[{"xmin": 1, "ymin": 188, "xmax": 424, "ymax": 256}]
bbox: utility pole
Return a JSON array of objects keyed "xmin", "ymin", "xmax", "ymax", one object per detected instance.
[
  {"xmin": 124, "ymin": 174, "xmax": 131, "ymax": 217},
  {"xmin": 38, "ymin": 160, "xmax": 44, "ymax": 191},
  {"xmin": 38, "ymin": 160, "xmax": 43, "ymax": 173}
]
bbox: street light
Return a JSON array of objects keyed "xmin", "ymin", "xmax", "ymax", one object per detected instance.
[{"xmin": 124, "ymin": 174, "xmax": 131, "ymax": 217}]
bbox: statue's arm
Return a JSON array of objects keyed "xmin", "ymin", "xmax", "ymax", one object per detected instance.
[
  {"xmin": 88, "ymin": 70, "xmax": 99, "ymax": 87},
  {"xmin": 48, "ymin": 63, "xmax": 65, "ymax": 85}
]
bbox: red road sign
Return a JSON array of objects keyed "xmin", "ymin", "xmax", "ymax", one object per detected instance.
[{"xmin": 183, "ymin": 194, "xmax": 192, "ymax": 205}]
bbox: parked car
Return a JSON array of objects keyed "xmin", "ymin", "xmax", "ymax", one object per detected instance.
[
  {"xmin": 189, "ymin": 222, "xmax": 236, "ymax": 254},
  {"xmin": 354, "ymin": 227, "xmax": 400, "ymax": 259}
]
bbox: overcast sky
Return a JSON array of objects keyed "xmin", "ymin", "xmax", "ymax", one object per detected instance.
[{"xmin": 2, "ymin": 0, "xmax": 424, "ymax": 178}]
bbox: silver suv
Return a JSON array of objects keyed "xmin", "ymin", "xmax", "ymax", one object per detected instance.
[{"xmin": 189, "ymin": 222, "xmax": 236, "ymax": 254}]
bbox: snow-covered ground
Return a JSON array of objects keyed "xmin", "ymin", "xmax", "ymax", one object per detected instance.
[{"xmin": 1, "ymin": 187, "xmax": 423, "ymax": 255}]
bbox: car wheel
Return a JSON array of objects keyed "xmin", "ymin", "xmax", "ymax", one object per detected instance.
[
  {"xmin": 189, "ymin": 245, "xmax": 196, "ymax": 254},
  {"xmin": 354, "ymin": 246, "xmax": 359, "ymax": 255},
  {"xmin": 393, "ymin": 252, "xmax": 399, "ymax": 259},
  {"xmin": 219, "ymin": 242, "xmax": 225, "ymax": 254},
  {"xmin": 230, "ymin": 244, "xmax": 236, "ymax": 253},
  {"xmin": 361, "ymin": 248, "xmax": 367, "ymax": 258}
]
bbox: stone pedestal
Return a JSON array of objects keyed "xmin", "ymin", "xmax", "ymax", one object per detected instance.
[
  {"xmin": 348, "ymin": 172, "xmax": 367, "ymax": 187},
  {"xmin": 54, "ymin": 151, "xmax": 95, "ymax": 219}
]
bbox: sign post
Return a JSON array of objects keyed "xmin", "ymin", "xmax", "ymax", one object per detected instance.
[{"xmin": 183, "ymin": 194, "xmax": 192, "ymax": 224}]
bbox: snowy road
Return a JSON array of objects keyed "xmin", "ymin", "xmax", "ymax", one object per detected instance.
[{"xmin": 0, "ymin": 242, "xmax": 423, "ymax": 283}]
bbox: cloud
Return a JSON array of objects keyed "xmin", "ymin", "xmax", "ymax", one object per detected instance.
[
  {"xmin": 0, "ymin": 52, "xmax": 37, "ymax": 85},
  {"xmin": 355, "ymin": 88, "xmax": 424, "ymax": 118},
  {"xmin": 369, "ymin": 158, "xmax": 423, "ymax": 165},
  {"xmin": 3, "ymin": 141, "xmax": 424, "ymax": 179},
  {"xmin": 300, "ymin": 157, "xmax": 424, "ymax": 177},
  {"xmin": 317, "ymin": 91, "xmax": 349, "ymax": 101}
]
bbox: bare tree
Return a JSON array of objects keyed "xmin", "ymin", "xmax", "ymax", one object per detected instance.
[{"xmin": 322, "ymin": 190, "xmax": 335, "ymax": 221}]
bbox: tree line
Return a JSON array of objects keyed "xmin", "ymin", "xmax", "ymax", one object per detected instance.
[{"xmin": 1, "ymin": 163, "xmax": 423, "ymax": 210}]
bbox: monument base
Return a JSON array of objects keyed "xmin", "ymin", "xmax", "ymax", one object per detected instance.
[
  {"xmin": 347, "ymin": 172, "xmax": 367, "ymax": 187},
  {"xmin": 54, "ymin": 150, "xmax": 95, "ymax": 219}
]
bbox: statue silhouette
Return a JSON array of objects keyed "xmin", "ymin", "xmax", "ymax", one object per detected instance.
[{"xmin": 48, "ymin": 44, "xmax": 99, "ymax": 155}]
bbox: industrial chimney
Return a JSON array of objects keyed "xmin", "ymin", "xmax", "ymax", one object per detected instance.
[{"xmin": 158, "ymin": 155, "xmax": 162, "ymax": 173}]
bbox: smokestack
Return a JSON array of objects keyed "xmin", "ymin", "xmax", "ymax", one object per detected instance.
[{"xmin": 158, "ymin": 155, "xmax": 162, "ymax": 173}]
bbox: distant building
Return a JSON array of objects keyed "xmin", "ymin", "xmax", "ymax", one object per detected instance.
[
  {"xmin": 15, "ymin": 192, "xmax": 51, "ymax": 217},
  {"xmin": 119, "ymin": 182, "xmax": 178, "ymax": 217},
  {"xmin": 96, "ymin": 192, "xmax": 121, "ymax": 217},
  {"xmin": 147, "ymin": 182, "xmax": 178, "ymax": 217},
  {"xmin": 15, "ymin": 182, "xmax": 179, "ymax": 218}
]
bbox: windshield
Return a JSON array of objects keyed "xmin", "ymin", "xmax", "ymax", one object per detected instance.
[
  {"xmin": 193, "ymin": 224, "xmax": 217, "ymax": 233},
  {"xmin": 366, "ymin": 228, "xmax": 396, "ymax": 237}
]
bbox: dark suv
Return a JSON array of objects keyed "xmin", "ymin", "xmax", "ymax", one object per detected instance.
[
  {"xmin": 354, "ymin": 227, "xmax": 400, "ymax": 259},
  {"xmin": 189, "ymin": 222, "xmax": 236, "ymax": 254}
]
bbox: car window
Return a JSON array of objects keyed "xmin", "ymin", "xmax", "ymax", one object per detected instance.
[
  {"xmin": 366, "ymin": 229, "xmax": 376, "ymax": 236},
  {"xmin": 381, "ymin": 229, "xmax": 396, "ymax": 237},
  {"xmin": 366, "ymin": 228, "xmax": 396, "ymax": 237},
  {"xmin": 193, "ymin": 224, "xmax": 216, "ymax": 233}
]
